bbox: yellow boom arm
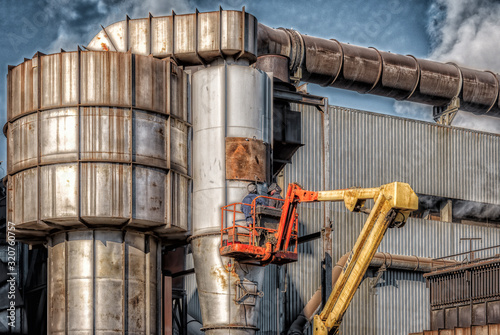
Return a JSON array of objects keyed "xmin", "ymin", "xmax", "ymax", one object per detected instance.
[{"xmin": 311, "ymin": 182, "xmax": 418, "ymax": 334}]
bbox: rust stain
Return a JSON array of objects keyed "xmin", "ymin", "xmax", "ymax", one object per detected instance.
[
  {"xmin": 225, "ymin": 137, "xmax": 268, "ymax": 182},
  {"xmin": 101, "ymin": 43, "xmax": 109, "ymax": 51},
  {"xmin": 210, "ymin": 266, "xmax": 228, "ymax": 290}
]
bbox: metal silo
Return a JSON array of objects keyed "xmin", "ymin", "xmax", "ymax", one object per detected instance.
[
  {"xmin": 190, "ymin": 63, "xmax": 272, "ymax": 334},
  {"xmin": 6, "ymin": 50, "xmax": 190, "ymax": 333}
]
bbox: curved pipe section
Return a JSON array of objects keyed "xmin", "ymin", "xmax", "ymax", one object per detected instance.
[{"xmin": 258, "ymin": 23, "xmax": 500, "ymax": 116}]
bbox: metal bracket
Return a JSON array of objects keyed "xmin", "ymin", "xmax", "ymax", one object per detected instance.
[
  {"xmin": 235, "ymin": 279, "xmax": 264, "ymax": 306},
  {"xmin": 370, "ymin": 263, "xmax": 387, "ymax": 289},
  {"xmin": 433, "ymin": 96, "xmax": 460, "ymax": 125},
  {"xmin": 290, "ymin": 67, "xmax": 302, "ymax": 85}
]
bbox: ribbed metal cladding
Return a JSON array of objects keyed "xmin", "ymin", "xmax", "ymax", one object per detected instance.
[
  {"xmin": 328, "ymin": 105, "xmax": 500, "ymax": 205},
  {"xmin": 253, "ymin": 104, "xmax": 500, "ymax": 334},
  {"xmin": 331, "ymin": 208, "xmax": 500, "ymax": 335},
  {"xmin": 283, "ymin": 103, "xmax": 324, "ymax": 330}
]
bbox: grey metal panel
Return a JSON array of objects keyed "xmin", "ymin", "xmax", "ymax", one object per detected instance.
[
  {"xmin": 254, "ymin": 103, "xmax": 325, "ymax": 333},
  {"xmin": 40, "ymin": 52, "xmax": 79, "ymax": 109},
  {"xmin": 330, "ymin": 208, "xmax": 500, "ymax": 335},
  {"xmin": 40, "ymin": 108, "xmax": 79, "ymax": 164},
  {"xmin": 328, "ymin": 105, "xmax": 500, "ymax": 205},
  {"xmin": 133, "ymin": 110, "xmax": 168, "ymax": 169},
  {"xmin": 80, "ymin": 163, "xmax": 131, "ymax": 224},
  {"xmin": 185, "ymin": 252, "xmax": 202, "ymax": 322},
  {"xmin": 8, "ymin": 113, "xmax": 37, "ymax": 173},
  {"xmin": 257, "ymin": 104, "xmax": 500, "ymax": 334},
  {"xmin": 80, "ymin": 107, "xmax": 131, "ymax": 162}
]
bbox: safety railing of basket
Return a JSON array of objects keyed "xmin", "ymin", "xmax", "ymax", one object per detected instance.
[{"xmin": 220, "ymin": 196, "xmax": 299, "ymax": 252}]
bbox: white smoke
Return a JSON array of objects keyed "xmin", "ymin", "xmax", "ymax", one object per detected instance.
[
  {"xmin": 428, "ymin": 0, "xmax": 500, "ymax": 71},
  {"xmin": 395, "ymin": 0, "xmax": 500, "ymax": 134},
  {"xmin": 428, "ymin": 0, "xmax": 500, "ymax": 134}
]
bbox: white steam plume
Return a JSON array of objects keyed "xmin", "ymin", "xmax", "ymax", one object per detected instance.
[{"xmin": 396, "ymin": 0, "xmax": 500, "ymax": 134}]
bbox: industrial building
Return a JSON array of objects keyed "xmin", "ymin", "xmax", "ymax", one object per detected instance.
[{"xmin": 1, "ymin": 8, "xmax": 500, "ymax": 335}]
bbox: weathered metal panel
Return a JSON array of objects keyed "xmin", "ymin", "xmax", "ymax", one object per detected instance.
[
  {"xmin": 225, "ymin": 137, "xmax": 268, "ymax": 182},
  {"xmin": 40, "ymin": 108, "xmax": 78, "ymax": 164},
  {"xmin": 7, "ymin": 113, "xmax": 37, "ymax": 173},
  {"xmin": 80, "ymin": 107, "xmax": 131, "ymax": 162},
  {"xmin": 48, "ymin": 230, "xmax": 160, "ymax": 334},
  {"xmin": 135, "ymin": 54, "xmax": 166, "ymax": 113},
  {"xmin": 40, "ymin": 52, "xmax": 79, "ymax": 108},
  {"xmin": 80, "ymin": 163, "xmax": 131, "ymax": 225},
  {"xmin": 40, "ymin": 163, "xmax": 79, "ymax": 225},
  {"xmin": 88, "ymin": 10, "xmax": 258, "ymax": 64},
  {"xmin": 328, "ymin": 105, "xmax": 500, "ymax": 205},
  {"xmin": 129, "ymin": 19, "xmax": 150, "ymax": 55},
  {"xmin": 170, "ymin": 117, "xmax": 189, "ymax": 175},
  {"xmin": 80, "ymin": 51, "xmax": 132, "ymax": 106}
]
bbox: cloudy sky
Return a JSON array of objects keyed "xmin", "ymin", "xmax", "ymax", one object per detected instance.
[{"xmin": 1, "ymin": 0, "xmax": 500, "ymax": 178}]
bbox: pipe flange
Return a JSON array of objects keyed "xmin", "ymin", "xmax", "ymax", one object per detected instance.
[
  {"xmin": 187, "ymin": 232, "xmax": 221, "ymax": 242},
  {"xmin": 200, "ymin": 325, "xmax": 259, "ymax": 331}
]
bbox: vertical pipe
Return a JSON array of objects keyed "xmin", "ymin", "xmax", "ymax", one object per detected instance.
[{"xmin": 191, "ymin": 64, "xmax": 271, "ymax": 334}]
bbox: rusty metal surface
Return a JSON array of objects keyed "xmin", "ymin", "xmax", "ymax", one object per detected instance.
[
  {"xmin": 459, "ymin": 67, "xmax": 498, "ymax": 114},
  {"xmin": 255, "ymin": 55, "xmax": 289, "ymax": 83},
  {"xmin": 88, "ymin": 9, "xmax": 258, "ymax": 65},
  {"xmin": 47, "ymin": 230, "xmax": 160, "ymax": 334},
  {"xmin": 370, "ymin": 51, "xmax": 419, "ymax": 100},
  {"xmin": 412, "ymin": 324, "xmax": 500, "ymax": 334},
  {"xmin": 225, "ymin": 137, "xmax": 269, "ymax": 182},
  {"xmin": 331, "ymin": 43, "xmax": 382, "ymax": 94},
  {"xmin": 425, "ymin": 258, "xmax": 500, "ymax": 330},
  {"xmin": 257, "ymin": 24, "xmax": 500, "ymax": 115},
  {"xmin": 407, "ymin": 59, "xmax": 461, "ymax": 106}
]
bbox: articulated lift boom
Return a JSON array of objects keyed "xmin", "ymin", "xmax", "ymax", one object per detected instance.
[{"xmin": 220, "ymin": 182, "xmax": 418, "ymax": 333}]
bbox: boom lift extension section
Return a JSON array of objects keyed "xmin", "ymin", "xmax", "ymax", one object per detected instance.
[{"xmin": 313, "ymin": 182, "xmax": 418, "ymax": 335}]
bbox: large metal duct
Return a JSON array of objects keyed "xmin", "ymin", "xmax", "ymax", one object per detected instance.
[
  {"xmin": 5, "ymin": 50, "xmax": 191, "ymax": 333},
  {"xmin": 191, "ymin": 63, "xmax": 272, "ymax": 334},
  {"xmin": 257, "ymin": 24, "xmax": 500, "ymax": 116},
  {"xmin": 87, "ymin": 9, "xmax": 500, "ymax": 117}
]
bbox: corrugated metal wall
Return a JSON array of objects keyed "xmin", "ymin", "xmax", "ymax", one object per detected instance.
[
  {"xmin": 185, "ymin": 104, "xmax": 500, "ymax": 334},
  {"xmin": 329, "ymin": 106, "xmax": 500, "ymax": 205}
]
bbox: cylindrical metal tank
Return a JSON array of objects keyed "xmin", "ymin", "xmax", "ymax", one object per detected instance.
[
  {"xmin": 48, "ymin": 230, "xmax": 160, "ymax": 334},
  {"xmin": 6, "ymin": 51, "xmax": 191, "ymax": 242},
  {"xmin": 191, "ymin": 64, "xmax": 271, "ymax": 334},
  {"xmin": 6, "ymin": 50, "xmax": 191, "ymax": 334}
]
